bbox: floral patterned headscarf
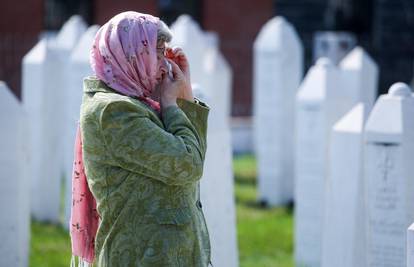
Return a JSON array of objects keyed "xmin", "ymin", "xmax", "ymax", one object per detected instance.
[
  {"xmin": 90, "ymin": 11, "xmax": 160, "ymax": 98},
  {"xmin": 70, "ymin": 11, "xmax": 163, "ymax": 266}
]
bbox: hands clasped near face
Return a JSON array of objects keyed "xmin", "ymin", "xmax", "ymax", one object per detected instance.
[{"xmin": 157, "ymin": 47, "xmax": 194, "ymax": 109}]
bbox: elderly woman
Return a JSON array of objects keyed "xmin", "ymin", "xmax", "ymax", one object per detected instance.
[{"xmin": 70, "ymin": 11, "xmax": 211, "ymax": 267}]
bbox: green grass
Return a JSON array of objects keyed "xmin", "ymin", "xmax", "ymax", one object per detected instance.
[
  {"xmin": 30, "ymin": 221, "xmax": 72, "ymax": 267},
  {"xmin": 234, "ymin": 154, "xmax": 294, "ymax": 267},
  {"xmin": 30, "ymin": 155, "xmax": 294, "ymax": 267}
]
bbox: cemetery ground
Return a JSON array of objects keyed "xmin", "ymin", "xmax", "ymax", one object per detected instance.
[{"xmin": 29, "ymin": 154, "xmax": 294, "ymax": 267}]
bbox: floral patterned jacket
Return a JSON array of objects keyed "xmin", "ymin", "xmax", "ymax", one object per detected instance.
[{"xmin": 80, "ymin": 77, "xmax": 211, "ymax": 266}]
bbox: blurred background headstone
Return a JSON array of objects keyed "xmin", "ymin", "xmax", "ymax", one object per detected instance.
[
  {"xmin": 0, "ymin": 82, "xmax": 30, "ymax": 267},
  {"xmin": 253, "ymin": 16, "xmax": 303, "ymax": 206}
]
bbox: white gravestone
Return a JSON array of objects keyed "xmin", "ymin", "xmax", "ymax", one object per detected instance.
[
  {"xmin": 295, "ymin": 58, "xmax": 351, "ymax": 267},
  {"xmin": 170, "ymin": 15, "xmax": 209, "ymax": 86},
  {"xmin": 364, "ymin": 83, "xmax": 414, "ymax": 267},
  {"xmin": 322, "ymin": 103, "xmax": 368, "ymax": 267},
  {"xmin": 172, "ymin": 16, "xmax": 239, "ymax": 267},
  {"xmin": 22, "ymin": 16, "xmax": 86, "ymax": 223},
  {"xmin": 408, "ymin": 223, "xmax": 414, "ymax": 267},
  {"xmin": 253, "ymin": 16, "xmax": 303, "ymax": 206},
  {"xmin": 22, "ymin": 38, "xmax": 61, "ymax": 223},
  {"xmin": 339, "ymin": 46, "xmax": 378, "ymax": 110},
  {"xmin": 53, "ymin": 15, "xmax": 87, "ymax": 195},
  {"xmin": 0, "ymin": 82, "xmax": 30, "ymax": 267},
  {"xmin": 200, "ymin": 52, "xmax": 239, "ymax": 267},
  {"xmin": 63, "ymin": 25, "xmax": 100, "ymax": 229},
  {"xmin": 295, "ymin": 55, "xmax": 378, "ymax": 266}
]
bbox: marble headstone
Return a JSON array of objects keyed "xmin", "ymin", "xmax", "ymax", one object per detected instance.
[
  {"xmin": 322, "ymin": 103, "xmax": 367, "ymax": 267},
  {"xmin": 364, "ymin": 82, "xmax": 414, "ymax": 267},
  {"xmin": 195, "ymin": 50, "xmax": 239, "ymax": 267},
  {"xmin": 22, "ymin": 38, "xmax": 61, "ymax": 222},
  {"xmin": 253, "ymin": 16, "xmax": 303, "ymax": 206},
  {"xmin": 63, "ymin": 25, "xmax": 100, "ymax": 229},
  {"xmin": 339, "ymin": 46, "xmax": 378, "ymax": 110},
  {"xmin": 170, "ymin": 15, "xmax": 210, "ymax": 86},
  {"xmin": 22, "ymin": 16, "xmax": 86, "ymax": 223},
  {"xmin": 0, "ymin": 82, "xmax": 30, "ymax": 267},
  {"xmin": 295, "ymin": 58, "xmax": 352, "ymax": 267}
]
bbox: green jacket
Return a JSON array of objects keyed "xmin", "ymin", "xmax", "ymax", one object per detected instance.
[{"xmin": 80, "ymin": 77, "xmax": 211, "ymax": 267}]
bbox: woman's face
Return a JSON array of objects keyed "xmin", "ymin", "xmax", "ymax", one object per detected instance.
[{"xmin": 156, "ymin": 40, "xmax": 168, "ymax": 84}]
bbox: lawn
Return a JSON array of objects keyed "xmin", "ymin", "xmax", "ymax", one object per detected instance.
[{"xmin": 30, "ymin": 155, "xmax": 294, "ymax": 267}]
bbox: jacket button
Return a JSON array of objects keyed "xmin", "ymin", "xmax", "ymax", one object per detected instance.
[{"xmin": 196, "ymin": 200, "xmax": 202, "ymax": 209}]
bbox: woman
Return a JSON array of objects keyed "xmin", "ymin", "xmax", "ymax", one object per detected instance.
[{"xmin": 70, "ymin": 11, "xmax": 211, "ymax": 267}]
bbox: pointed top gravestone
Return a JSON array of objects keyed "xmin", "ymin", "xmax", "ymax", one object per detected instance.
[
  {"xmin": 333, "ymin": 103, "xmax": 366, "ymax": 133},
  {"xmin": 322, "ymin": 103, "xmax": 367, "ymax": 267},
  {"xmin": 254, "ymin": 16, "xmax": 302, "ymax": 53},
  {"xmin": 340, "ymin": 46, "xmax": 378, "ymax": 109},
  {"xmin": 0, "ymin": 82, "xmax": 30, "ymax": 267},
  {"xmin": 71, "ymin": 25, "xmax": 100, "ymax": 63},
  {"xmin": 295, "ymin": 57, "xmax": 351, "ymax": 267},
  {"xmin": 203, "ymin": 46, "xmax": 232, "ymax": 131},
  {"xmin": 364, "ymin": 82, "xmax": 414, "ymax": 267},
  {"xmin": 56, "ymin": 15, "xmax": 88, "ymax": 51},
  {"xmin": 170, "ymin": 15, "xmax": 209, "ymax": 85},
  {"xmin": 365, "ymin": 82, "xmax": 413, "ymax": 143},
  {"xmin": 23, "ymin": 38, "xmax": 48, "ymax": 65},
  {"xmin": 253, "ymin": 16, "xmax": 303, "ymax": 206},
  {"xmin": 296, "ymin": 57, "xmax": 336, "ymax": 105}
]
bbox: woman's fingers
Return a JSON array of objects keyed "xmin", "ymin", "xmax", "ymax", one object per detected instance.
[
  {"xmin": 166, "ymin": 58, "xmax": 184, "ymax": 80},
  {"xmin": 168, "ymin": 47, "xmax": 189, "ymax": 70}
]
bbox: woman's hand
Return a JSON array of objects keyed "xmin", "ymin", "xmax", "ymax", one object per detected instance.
[
  {"xmin": 159, "ymin": 58, "xmax": 190, "ymax": 110},
  {"xmin": 165, "ymin": 47, "xmax": 193, "ymax": 101}
]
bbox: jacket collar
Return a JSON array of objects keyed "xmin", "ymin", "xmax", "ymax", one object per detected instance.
[{"xmin": 83, "ymin": 76, "xmax": 117, "ymax": 94}]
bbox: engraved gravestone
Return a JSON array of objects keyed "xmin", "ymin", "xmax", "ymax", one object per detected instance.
[
  {"xmin": 253, "ymin": 16, "xmax": 303, "ymax": 206},
  {"xmin": 322, "ymin": 103, "xmax": 367, "ymax": 267},
  {"xmin": 364, "ymin": 82, "xmax": 414, "ymax": 267},
  {"xmin": 0, "ymin": 82, "xmax": 30, "ymax": 267}
]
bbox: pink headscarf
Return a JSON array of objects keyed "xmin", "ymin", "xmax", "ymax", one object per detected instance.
[
  {"xmin": 70, "ymin": 11, "xmax": 163, "ymax": 265},
  {"xmin": 91, "ymin": 11, "xmax": 160, "ymax": 98}
]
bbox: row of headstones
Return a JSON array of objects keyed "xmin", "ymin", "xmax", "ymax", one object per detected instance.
[
  {"xmin": 0, "ymin": 14, "xmax": 238, "ymax": 267},
  {"xmin": 253, "ymin": 16, "xmax": 414, "ymax": 267}
]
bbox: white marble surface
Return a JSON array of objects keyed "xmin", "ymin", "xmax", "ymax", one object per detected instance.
[
  {"xmin": 63, "ymin": 25, "xmax": 100, "ymax": 230},
  {"xmin": 339, "ymin": 46, "xmax": 378, "ymax": 110},
  {"xmin": 0, "ymin": 82, "xmax": 30, "ymax": 267},
  {"xmin": 22, "ymin": 16, "xmax": 86, "ymax": 223},
  {"xmin": 407, "ymin": 223, "xmax": 414, "ymax": 267},
  {"xmin": 322, "ymin": 103, "xmax": 367, "ymax": 267},
  {"xmin": 295, "ymin": 57, "xmax": 360, "ymax": 267},
  {"xmin": 364, "ymin": 82, "xmax": 414, "ymax": 267},
  {"xmin": 170, "ymin": 15, "xmax": 210, "ymax": 87},
  {"xmin": 253, "ymin": 16, "xmax": 303, "ymax": 206}
]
